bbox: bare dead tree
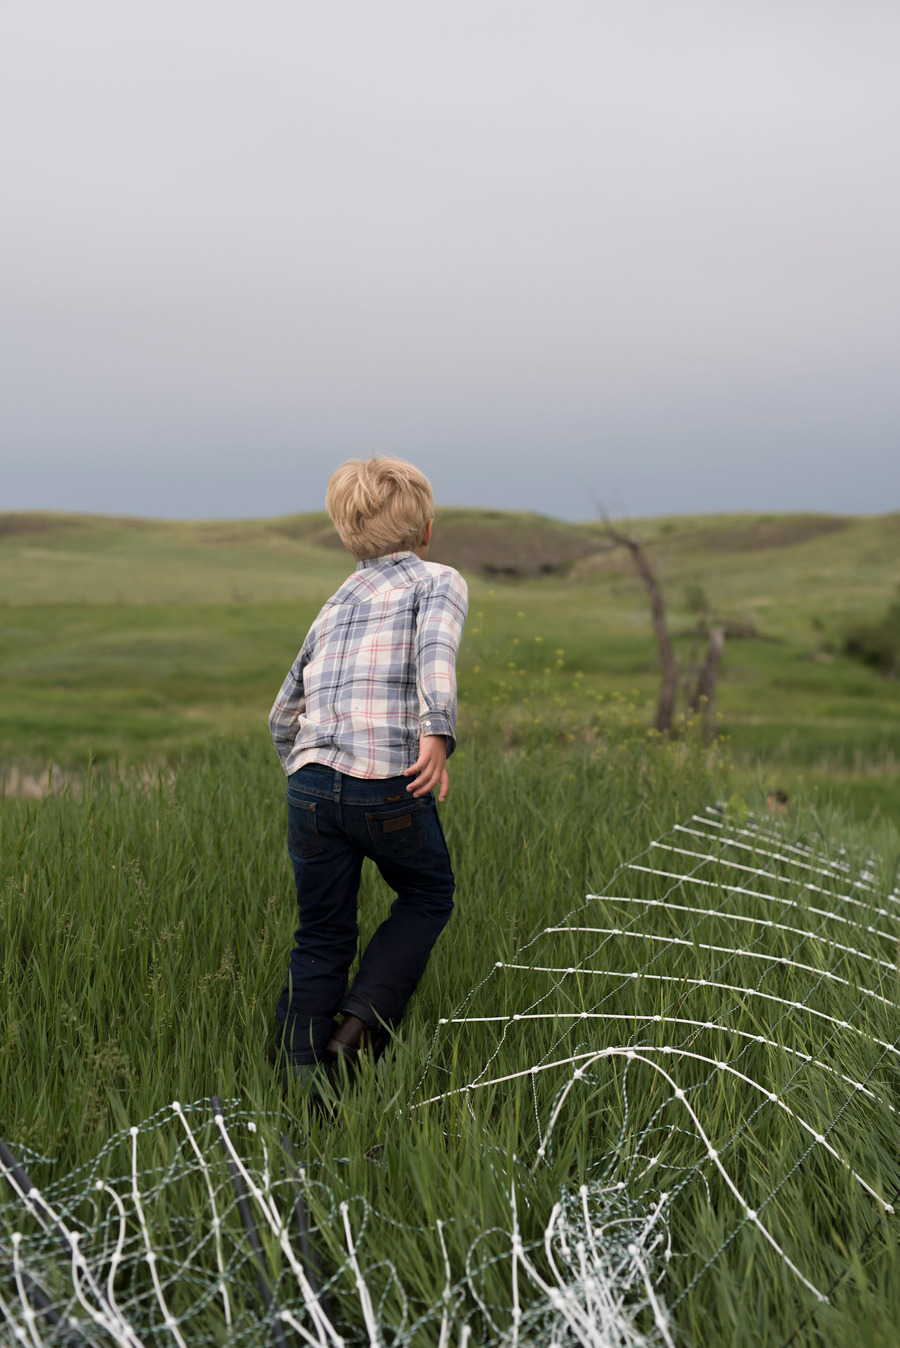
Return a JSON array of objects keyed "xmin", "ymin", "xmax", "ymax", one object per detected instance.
[
  {"xmin": 688, "ymin": 624, "xmax": 725, "ymax": 731},
  {"xmin": 601, "ymin": 520, "xmax": 679, "ymax": 734}
]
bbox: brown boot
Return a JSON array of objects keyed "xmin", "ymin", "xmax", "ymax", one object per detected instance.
[{"xmin": 326, "ymin": 1015, "xmax": 389, "ymax": 1064}]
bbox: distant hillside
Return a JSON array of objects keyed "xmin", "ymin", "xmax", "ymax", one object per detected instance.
[
  {"xmin": 0, "ymin": 508, "xmax": 896, "ymax": 595},
  {"xmin": 260, "ymin": 507, "xmax": 870, "ymax": 577},
  {"xmin": 3, "ymin": 506, "xmax": 899, "ymax": 818}
]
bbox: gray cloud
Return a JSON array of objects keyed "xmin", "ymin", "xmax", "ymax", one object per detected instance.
[{"xmin": 2, "ymin": 1, "xmax": 898, "ymax": 519}]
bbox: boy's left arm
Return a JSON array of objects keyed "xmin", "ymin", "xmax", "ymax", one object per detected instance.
[
  {"xmin": 268, "ymin": 638, "xmax": 311, "ymax": 770},
  {"xmin": 405, "ymin": 567, "xmax": 468, "ymax": 798}
]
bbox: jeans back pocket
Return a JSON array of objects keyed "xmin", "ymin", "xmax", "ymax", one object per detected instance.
[
  {"xmin": 365, "ymin": 800, "xmax": 427, "ymax": 859},
  {"xmin": 286, "ymin": 798, "xmax": 324, "ymax": 858}
]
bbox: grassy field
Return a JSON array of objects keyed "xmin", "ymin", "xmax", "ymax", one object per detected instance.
[
  {"xmin": 2, "ymin": 508, "xmax": 899, "ymax": 815},
  {"xmin": 2, "ymin": 735, "xmax": 899, "ymax": 1345},
  {"xmin": 1, "ymin": 508, "xmax": 899, "ymax": 1344}
]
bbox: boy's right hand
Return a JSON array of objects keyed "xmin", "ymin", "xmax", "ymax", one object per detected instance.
[{"xmin": 404, "ymin": 735, "xmax": 450, "ymax": 801}]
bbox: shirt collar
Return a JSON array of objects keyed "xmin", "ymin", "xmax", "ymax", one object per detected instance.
[{"xmin": 355, "ymin": 551, "xmax": 413, "ymax": 571}]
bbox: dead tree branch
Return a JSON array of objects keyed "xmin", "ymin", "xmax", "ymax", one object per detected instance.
[
  {"xmin": 601, "ymin": 519, "xmax": 679, "ymax": 734},
  {"xmin": 688, "ymin": 624, "xmax": 725, "ymax": 730}
]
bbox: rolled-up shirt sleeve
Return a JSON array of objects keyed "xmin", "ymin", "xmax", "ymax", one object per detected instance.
[
  {"xmin": 268, "ymin": 638, "xmax": 311, "ymax": 769},
  {"xmin": 414, "ymin": 567, "xmax": 468, "ymax": 757}
]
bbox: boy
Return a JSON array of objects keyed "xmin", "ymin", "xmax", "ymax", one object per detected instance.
[{"xmin": 268, "ymin": 455, "xmax": 468, "ymax": 1093}]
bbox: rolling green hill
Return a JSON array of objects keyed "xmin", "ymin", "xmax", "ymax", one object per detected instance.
[{"xmin": 1, "ymin": 508, "xmax": 898, "ymax": 815}]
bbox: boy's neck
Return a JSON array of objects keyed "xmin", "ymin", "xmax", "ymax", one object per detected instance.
[
  {"xmin": 353, "ymin": 521, "xmax": 433, "ymax": 566},
  {"xmin": 354, "ymin": 550, "xmax": 414, "ymax": 570}
]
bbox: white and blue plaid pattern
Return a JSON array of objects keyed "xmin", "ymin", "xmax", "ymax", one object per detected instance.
[{"xmin": 269, "ymin": 552, "xmax": 468, "ymax": 779}]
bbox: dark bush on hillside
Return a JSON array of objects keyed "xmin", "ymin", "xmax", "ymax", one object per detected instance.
[{"xmin": 844, "ymin": 586, "xmax": 900, "ymax": 675}]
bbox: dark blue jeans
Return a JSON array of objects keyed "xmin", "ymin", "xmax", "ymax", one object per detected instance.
[{"xmin": 275, "ymin": 764, "xmax": 456, "ymax": 1064}]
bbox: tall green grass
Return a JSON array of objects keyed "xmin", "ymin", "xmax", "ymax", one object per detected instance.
[
  {"xmin": 1, "ymin": 719, "xmax": 719, "ymax": 1164},
  {"xmin": 2, "ymin": 725, "xmax": 899, "ymax": 1344}
]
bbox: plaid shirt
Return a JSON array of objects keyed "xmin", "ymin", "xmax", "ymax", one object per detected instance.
[{"xmin": 269, "ymin": 552, "xmax": 468, "ymax": 779}]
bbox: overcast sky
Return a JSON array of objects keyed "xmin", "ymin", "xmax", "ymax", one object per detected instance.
[{"xmin": 2, "ymin": 1, "xmax": 898, "ymax": 521}]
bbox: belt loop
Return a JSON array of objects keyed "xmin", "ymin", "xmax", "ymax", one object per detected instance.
[{"xmin": 332, "ymin": 769, "xmax": 342, "ymax": 801}]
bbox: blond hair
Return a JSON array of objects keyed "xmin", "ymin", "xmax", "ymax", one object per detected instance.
[{"xmin": 326, "ymin": 455, "xmax": 434, "ymax": 559}]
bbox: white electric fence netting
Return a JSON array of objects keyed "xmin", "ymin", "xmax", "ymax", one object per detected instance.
[{"xmin": 1, "ymin": 808, "xmax": 898, "ymax": 1346}]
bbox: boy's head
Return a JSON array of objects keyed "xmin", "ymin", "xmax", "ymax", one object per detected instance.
[{"xmin": 326, "ymin": 455, "xmax": 434, "ymax": 559}]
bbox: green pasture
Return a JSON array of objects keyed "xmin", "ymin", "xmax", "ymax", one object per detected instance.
[
  {"xmin": 2, "ymin": 509, "xmax": 900, "ymax": 1343},
  {"xmin": 2, "ymin": 735, "xmax": 899, "ymax": 1345},
  {"xmin": 1, "ymin": 508, "xmax": 898, "ymax": 816}
]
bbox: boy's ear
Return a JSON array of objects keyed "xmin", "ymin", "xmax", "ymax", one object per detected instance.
[{"xmin": 421, "ymin": 519, "xmax": 434, "ymax": 548}]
